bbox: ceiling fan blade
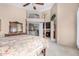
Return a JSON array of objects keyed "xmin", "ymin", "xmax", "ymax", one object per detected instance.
[
  {"xmin": 35, "ymin": 3, "xmax": 44, "ymax": 5},
  {"xmin": 23, "ymin": 3, "xmax": 30, "ymax": 7}
]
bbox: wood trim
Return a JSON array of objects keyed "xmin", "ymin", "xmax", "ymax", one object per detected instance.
[
  {"xmin": 9, "ymin": 21, "xmax": 23, "ymax": 34},
  {"xmin": 5, "ymin": 33, "xmax": 27, "ymax": 37}
]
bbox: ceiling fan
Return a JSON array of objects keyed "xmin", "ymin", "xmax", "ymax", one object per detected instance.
[{"xmin": 23, "ymin": 3, "xmax": 44, "ymax": 10}]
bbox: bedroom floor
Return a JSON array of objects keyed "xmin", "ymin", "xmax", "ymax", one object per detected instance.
[{"xmin": 45, "ymin": 39, "xmax": 79, "ymax": 56}]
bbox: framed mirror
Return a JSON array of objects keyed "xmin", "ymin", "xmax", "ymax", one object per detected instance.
[{"xmin": 9, "ymin": 21, "xmax": 23, "ymax": 34}]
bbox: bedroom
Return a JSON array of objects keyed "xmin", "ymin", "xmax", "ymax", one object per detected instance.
[{"xmin": 0, "ymin": 3, "xmax": 79, "ymax": 56}]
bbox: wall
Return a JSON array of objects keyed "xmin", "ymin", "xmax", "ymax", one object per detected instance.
[
  {"xmin": 57, "ymin": 3, "xmax": 79, "ymax": 48},
  {"xmin": 26, "ymin": 10, "xmax": 41, "ymax": 18},
  {"xmin": 40, "ymin": 9, "xmax": 51, "ymax": 22},
  {"xmin": 0, "ymin": 4, "xmax": 26, "ymax": 36}
]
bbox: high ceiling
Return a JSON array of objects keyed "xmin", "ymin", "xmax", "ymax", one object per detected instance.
[
  {"xmin": 0, "ymin": 3, "xmax": 54, "ymax": 12},
  {"xmin": 11, "ymin": 3, "xmax": 54, "ymax": 12},
  {"xmin": 22, "ymin": 3, "xmax": 54, "ymax": 12}
]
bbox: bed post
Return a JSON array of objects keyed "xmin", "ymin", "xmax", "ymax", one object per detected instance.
[
  {"xmin": 43, "ymin": 48, "xmax": 46, "ymax": 56},
  {"xmin": 42, "ymin": 48, "xmax": 46, "ymax": 56}
]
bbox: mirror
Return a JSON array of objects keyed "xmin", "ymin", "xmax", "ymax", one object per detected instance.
[{"xmin": 9, "ymin": 21, "xmax": 23, "ymax": 34}]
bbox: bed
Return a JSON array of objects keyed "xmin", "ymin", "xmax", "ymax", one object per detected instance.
[{"xmin": 0, "ymin": 35, "xmax": 48, "ymax": 56}]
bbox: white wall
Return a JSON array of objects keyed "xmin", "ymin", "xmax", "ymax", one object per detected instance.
[
  {"xmin": 57, "ymin": 3, "xmax": 79, "ymax": 48},
  {"xmin": 0, "ymin": 4, "xmax": 26, "ymax": 36},
  {"xmin": 41, "ymin": 9, "xmax": 51, "ymax": 22},
  {"xmin": 51, "ymin": 3, "xmax": 79, "ymax": 48}
]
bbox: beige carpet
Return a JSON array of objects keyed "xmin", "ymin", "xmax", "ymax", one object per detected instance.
[{"xmin": 45, "ymin": 39, "xmax": 79, "ymax": 56}]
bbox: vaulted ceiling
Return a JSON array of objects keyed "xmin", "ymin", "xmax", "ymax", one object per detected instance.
[
  {"xmin": 0, "ymin": 3, "xmax": 54, "ymax": 16},
  {"xmin": 22, "ymin": 3, "xmax": 54, "ymax": 12},
  {"xmin": 10, "ymin": 3, "xmax": 54, "ymax": 12}
]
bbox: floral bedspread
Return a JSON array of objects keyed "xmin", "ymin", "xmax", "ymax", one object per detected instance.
[{"xmin": 0, "ymin": 35, "xmax": 47, "ymax": 56}]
